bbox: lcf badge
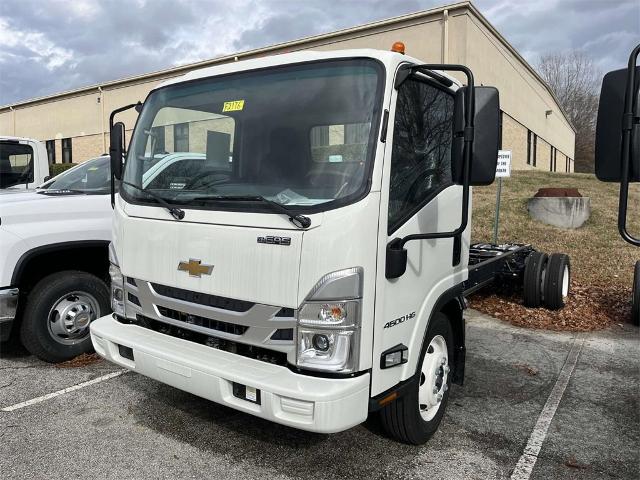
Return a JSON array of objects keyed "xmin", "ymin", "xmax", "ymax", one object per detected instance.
[{"xmin": 222, "ymin": 100, "xmax": 245, "ymax": 112}]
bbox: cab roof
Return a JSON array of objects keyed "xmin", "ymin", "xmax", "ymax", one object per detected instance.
[{"xmin": 154, "ymin": 49, "xmax": 460, "ymax": 92}]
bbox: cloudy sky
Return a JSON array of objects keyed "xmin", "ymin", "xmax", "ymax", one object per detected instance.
[{"xmin": 0, "ymin": 0, "xmax": 637, "ymax": 105}]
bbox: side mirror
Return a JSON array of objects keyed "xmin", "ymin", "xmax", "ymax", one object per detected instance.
[
  {"xmin": 452, "ymin": 86, "xmax": 500, "ymax": 186},
  {"xmin": 110, "ymin": 121, "xmax": 125, "ymax": 180},
  {"xmin": 595, "ymin": 66, "xmax": 640, "ymax": 182},
  {"xmin": 43, "ymin": 175, "xmax": 52, "ymax": 182}
]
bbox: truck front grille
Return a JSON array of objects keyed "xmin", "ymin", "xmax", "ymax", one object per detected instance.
[
  {"xmin": 124, "ymin": 314, "xmax": 288, "ymax": 366},
  {"xmin": 151, "ymin": 283, "xmax": 254, "ymax": 312},
  {"xmin": 157, "ymin": 306, "xmax": 248, "ymax": 336}
]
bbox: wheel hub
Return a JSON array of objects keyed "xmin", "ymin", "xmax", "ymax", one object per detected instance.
[
  {"xmin": 48, "ymin": 292, "xmax": 100, "ymax": 345},
  {"xmin": 418, "ymin": 335, "xmax": 449, "ymax": 422}
]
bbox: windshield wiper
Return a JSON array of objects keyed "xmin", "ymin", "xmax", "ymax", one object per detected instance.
[
  {"xmin": 38, "ymin": 188, "xmax": 87, "ymax": 195},
  {"xmin": 192, "ymin": 195, "xmax": 311, "ymax": 229},
  {"xmin": 122, "ymin": 181, "xmax": 185, "ymax": 220}
]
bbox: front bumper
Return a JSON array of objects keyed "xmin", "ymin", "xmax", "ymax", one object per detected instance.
[
  {"xmin": 0, "ymin": 288, "xmax": 19, "ymax": 342},
  {"xmin": 90, "ymin": 314, "xmax": 370, "ymax": 433}
]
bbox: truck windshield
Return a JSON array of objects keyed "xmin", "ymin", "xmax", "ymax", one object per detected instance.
[
  {"xmin": 123, "ymin": 58, "xmax": 384, "ymax": 212},
  {"xmin": 0, "ymin": 142, "xmax": 34, "ymax": 188},
  {"xmin": 40, "ymin": 156, "xmax": 112, "ymax": 193}
]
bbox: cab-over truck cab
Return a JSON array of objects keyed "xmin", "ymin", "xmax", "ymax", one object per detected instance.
[{"xmin": 90, "ymin": 48, "xmax": 499, "ymax": 444}]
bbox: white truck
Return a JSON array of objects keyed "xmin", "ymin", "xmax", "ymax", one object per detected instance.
[
  {"xmin": 594, "ymin": 43, "xmax": 640, "ymax": 324},
  {"xmin": 0, "ymin": 156, "xmax": 113, "ymax": 361},
  {"xmin": 89, "ymin": 46, "xmax": 567, "ymax": 444},
  {"xmin": 0, "ymin": 136, "xmax": 51, "ymax": 189}
]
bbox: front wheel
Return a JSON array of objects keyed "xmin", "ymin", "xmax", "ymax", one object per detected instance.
[
  {"xmin": 379, "ymin": 312, "xmax": 453, "ymax": 444},
  {"xmin": 20, "ymin": 271, "xmax": 110, "ymax": 363}
]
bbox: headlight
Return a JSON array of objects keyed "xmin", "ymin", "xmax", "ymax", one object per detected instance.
[
  {"xmin": 296, "ymin": 268, "xmax": 362, "ymax": 373},
  {"xmin": 109, "ymin": 263, "xmax": 125, "ymax": 317},
  {"xmin": 109, "ymin": 242, "xmax": 125, "ymax": 317}
]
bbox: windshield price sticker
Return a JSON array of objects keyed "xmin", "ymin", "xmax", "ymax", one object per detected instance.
[{"xmin": 222, "ymin": 100, "xmax": 245, "ymax": 112}]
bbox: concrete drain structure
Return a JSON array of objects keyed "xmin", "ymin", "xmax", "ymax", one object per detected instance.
[{"xmin": 527, "ymin": 188, "xmax": 590, "ymax": 229}]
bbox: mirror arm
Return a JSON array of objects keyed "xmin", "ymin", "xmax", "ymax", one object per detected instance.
[
  {"xmin": 394, "ymin": 64, "xmax": 455, "ymax": 89},
  {"xmin": 387, "ymin": 65, "xmax": 475, "ymax": 278},
  {"xmin": 618, "ymin": 44, "xmax": 640, "ymax": 247},
  {"xmin": 109, "ymin": 101, "xmax": 142, "ymax": 208}
]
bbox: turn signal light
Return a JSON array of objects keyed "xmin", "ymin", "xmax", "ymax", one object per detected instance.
[{"xmin": 391, "ymin": 41, "xmax": 406, "ymax": 54}]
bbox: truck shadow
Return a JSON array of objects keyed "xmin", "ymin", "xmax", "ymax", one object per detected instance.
[
  {"xmin": 128, "ymin": 380, "xmax": 427, "ymax": 479},
  {"xmin": 0, "ymin": 339, "xmax": 30, "ymax": 359}
]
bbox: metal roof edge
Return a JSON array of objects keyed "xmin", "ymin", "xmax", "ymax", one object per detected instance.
[{"xmin": 0, "ymin": 1, "xmax": 470, "ymax": 111}]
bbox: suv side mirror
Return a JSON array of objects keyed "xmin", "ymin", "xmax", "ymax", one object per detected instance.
[
  {"xmin": 110, "ymin": 121, "xmax": 125, "ymax": 180},
  {"xmin": 452, "ymin": 86, "xmax": 500, "ymax": 186},
  {"xmin": 595, "ymin": 66, "xmax": 640, "ymax": 182}
]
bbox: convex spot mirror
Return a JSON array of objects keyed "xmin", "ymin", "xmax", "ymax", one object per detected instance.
[
  {"xmin": 452, "ymin": 86, "xmax": 500, "ymax": 186},
  {"xmin": 595, "ymin": 66, "xmax": 640, "ymax": 182},
  {"xmin": 110, "ymin": 121, "xmax": 125, "ymax": 180}
]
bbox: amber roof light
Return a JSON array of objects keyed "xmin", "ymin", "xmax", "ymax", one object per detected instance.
[{"xmin": 391, "ymin": 41, "xmax": 406, "ymax": 54}]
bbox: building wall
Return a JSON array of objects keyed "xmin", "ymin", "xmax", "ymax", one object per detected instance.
[
  {"xmin": 456, "ymin": 12, "xmax": 574, "ymax": 160},
  {"xmin": 502, "ymin": 112, "xmax": 530, "ymax": 170},
  {"xmin": 0, "ymin": 3, "xmax": 575, "ymax": 171}
]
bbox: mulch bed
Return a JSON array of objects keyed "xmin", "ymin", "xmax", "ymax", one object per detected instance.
[
  {"xmin": 469, "ymin": 283, "xmax": 631, "ymax": 331},
  {"xmin": 55, "ymin": 352, "xmax": 103, "ymax": 368}
]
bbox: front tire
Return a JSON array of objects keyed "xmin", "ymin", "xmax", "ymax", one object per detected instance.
[
  {"xmin": 20, "ymin": 271, "xmax": 110, "ymax": 363},
  {"xmin": 379, "ymin": 312, "xmax": 453, "ymax": 444}
]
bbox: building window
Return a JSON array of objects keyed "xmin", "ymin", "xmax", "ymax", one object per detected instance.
[
  {"xmin": 150, "ymin": 126, "xmax": 166, "ymax": 155},
  {"xmin": 46, "ymin": 140, "xmax": 56, "ymax": 164},
  {"xmin": 550, "ymin": 146, "xmax": 554, "ymax": 172},
  {"xmin": 554, "ymin": 148, "xmax": 558, "ymax": 172},
  {"xmin": 62, "ymin": 138, "xmax": 72, "ymax": 163},
  {"xmin": 174, "ymin": 123, "xmax": 189, "ymax": 152},
  {"xmin": 566, "ymin": 156, "xmax": 569, "ymax": 172},
  {"xmin": 532, "ymin": 133, "xmax": 537, "ymax": 167},
  {"xmin": 527, "ymin": 130, "xmax": 532, "ymax": 165}
]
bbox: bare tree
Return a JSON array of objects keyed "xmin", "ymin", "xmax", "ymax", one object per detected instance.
[{"xmin": 538, "ymin": 50, "xmax": 600, "ymax": 173}]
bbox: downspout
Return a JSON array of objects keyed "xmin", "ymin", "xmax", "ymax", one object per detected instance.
[
  {"xmin": 442, "ymin": 9, "xmax": 449, "ymax": 63},
  {"xmin": 98, "ymin": 86, "xmax": 106, "ymax": 154},
  {"xmin": 9, "ymin": 106, "xmax": 15, "ymax": 136}
]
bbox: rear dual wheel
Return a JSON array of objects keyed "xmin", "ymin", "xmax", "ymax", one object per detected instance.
[{"xmin": 523, "ymin": 251, "xmax": 570, "ymax": 310}]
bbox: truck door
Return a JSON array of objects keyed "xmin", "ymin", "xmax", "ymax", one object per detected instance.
[{"xmin": 372, "ymin": 77, "xmax": 468, "ymax": 395}]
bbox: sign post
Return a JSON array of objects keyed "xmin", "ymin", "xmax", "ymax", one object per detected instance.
[{"xmin": 493, "ymin": 150, "xmax": 511, "ymax": 244}]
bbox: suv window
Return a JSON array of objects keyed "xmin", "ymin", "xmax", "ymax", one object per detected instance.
[
  {"xmin": 0, "ymin": 142, "xmax": 34, "ymax": 188},
  {"xmin": 388, "ymin": 79, "xmax": 454, "ymax": 233}
]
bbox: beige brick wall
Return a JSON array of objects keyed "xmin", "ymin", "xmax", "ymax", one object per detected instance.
[
  {"xmin": 535, "ymin": 136, "xmax": 551, "ymax": 171},
  {"xmin": 54, "ymin": 139, "xmax": 62, "ymax": 165},
  {"xmin": 502, "ymin": 112, "xmax": 530, "ymax": 170},
  {"xmin": 73, "ymin": 133, "xmax": 105, "ymax": 163}
]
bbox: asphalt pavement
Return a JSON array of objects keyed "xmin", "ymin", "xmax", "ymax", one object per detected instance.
[{"xmin": 0, "ymin": 310, "xmax": 638, "ymax": 480}]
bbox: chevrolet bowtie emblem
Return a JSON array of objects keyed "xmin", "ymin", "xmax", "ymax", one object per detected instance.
[{"xmin": 178, "ymin": 259, "xmax": 214, "ymax": 277}]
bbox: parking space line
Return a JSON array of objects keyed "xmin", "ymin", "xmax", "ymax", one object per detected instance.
[
  {"xmin": 1, "ymin": 369, "xmax": 128, "ymax": 412},
  {"xmin": 510, "ymin": 334, "xmax": 586, "ymax": 480}
]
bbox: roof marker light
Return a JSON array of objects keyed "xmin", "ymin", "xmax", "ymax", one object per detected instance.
[{"xmin": 391, "ymin": 41, "xmax": 406, "ymax": 54}]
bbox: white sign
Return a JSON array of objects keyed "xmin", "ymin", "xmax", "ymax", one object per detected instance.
[{"xmin": 496, "ymin": 150, "xmax": 512, "ymax": 178}]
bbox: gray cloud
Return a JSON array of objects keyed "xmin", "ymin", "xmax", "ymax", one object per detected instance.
[{"xmin": 0, "ymin": 0, "xmax": 637, "ymax": 105}]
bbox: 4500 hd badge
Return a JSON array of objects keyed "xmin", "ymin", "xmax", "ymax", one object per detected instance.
[{"xmin": 384, "ymin": 311, "xmax": 416, "ymax": 329}]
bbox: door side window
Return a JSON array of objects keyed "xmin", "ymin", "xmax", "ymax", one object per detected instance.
[{"xmin": 388, "ymin": 79, "xmax": 454, "ymax": 233}]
